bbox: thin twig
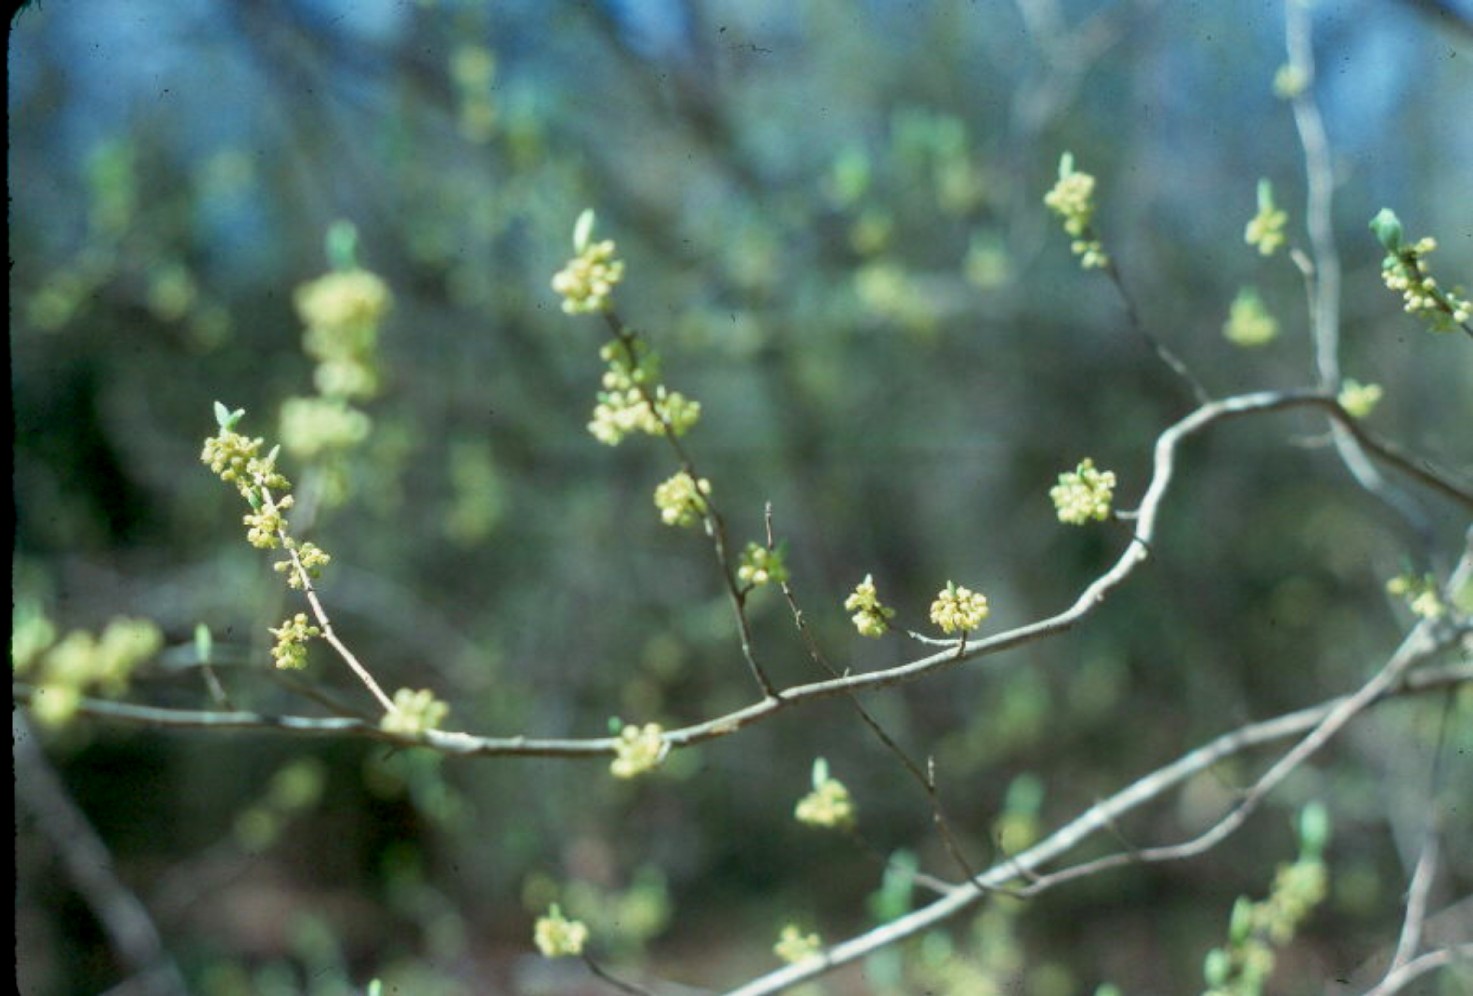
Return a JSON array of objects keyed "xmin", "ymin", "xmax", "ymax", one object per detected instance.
[
  {"xmin": 602, "ymin": 310, "xmax": 778, "ymax": 699},
  {"xmin": 1360, "ymin": 944, "xmax": 1473, "ymax": 996},
  {"xmin": 717, "ymin": 629, "xmax": 1468, "ymax": 996},
  {"xmin": 1285, "ymin": 0, "xmax": 1437, "ymax": 549},
  {"xmin": 583, "ymin": 954, "xmax": 657, "ymax": 996},
  {"xmin": 1391, "ymin": 831, "xmax": 1440, "ymax": 972},
  {"xmin": 260, "ymin": 483, "xmax": 398, "ymax": 714},
  {"xmin": 1101, "ymin": 256, "xmax": 1211, "ymax": 405},
  {"xmin": 765, "ymin": 502, "xmax": 985, "ymax": 887}
]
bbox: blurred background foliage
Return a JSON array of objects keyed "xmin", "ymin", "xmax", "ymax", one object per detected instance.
[{"xmin": 10, "ymin": 0, "xmax": 1473, "ymax": 992}]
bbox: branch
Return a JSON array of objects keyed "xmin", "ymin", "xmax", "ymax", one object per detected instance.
[
  {"xmin": 21, "ymin": 392, "xmax": 1471, "ymax": 756},
  {"xmin": 1360, "ymin": 944, "xmax": 1473, "ymax": 996},
  {"xmin": 14, "ymin": 713, "xmax": 189, "ymax": 995},
  {"xmin": 717, "ymin": 637, "xmax": 1470, "ymax": 996},
  {"xmin": 1285, "ymin": 0, "xmax": 1438, "ymax": 547}
]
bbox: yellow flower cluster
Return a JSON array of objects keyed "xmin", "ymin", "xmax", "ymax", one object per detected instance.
[
  {"xmin": 201, "ymin": 427, "xmax": 288, "ymax": 498},
  {"xmin": 1050, "ymin": 458, "xmax": 1118, "ymax": 525},
  {"xmin": 653, "ymin": 471, "xmax": 712, "ymax": 528},
  {"xmin": 843, "ymin": 574, "xmax": 895, "ymax": 637},
  {"xmin": 16, "ymin": 616, "xmax": 163, "ymax": 728},
  {"xmin": 244, "ymin": 492, "xmax": 293, "ymax": 549},
  {"xmin": 269, "ymin": 612, "xmax": 320, "ymax": 670},
  {"xmin": 1336, "ymin": 379, "xmax": 1383, "ymax": 419},
  {"xmin": 1381, "ymin": 237, "xmax": 1472, "ymax": 333},
  {"xmin": 929, "ymin": 581, "xmax": 990, "ymax": 635},
  {"xmin": 380, "ymin": 687, "xmax": 450, "ymax": 736},
  {"xmin": 552, "ymin": 210, "xmax": 625, "ymax": 314},
  {"xmin": 774, "ymin": 924, "xmax": 823, "ymax": 964},
  {"xmin": 1244, "ymin": 180, "xmax": 1288, "ymax": 256},
  {"xmin": 1387, "ymin": 573, "xmax": 1445, "ymax": 620},
  {"xmin": 279, "ymin": 397, "xmax": 371, "ymax": 459},
  {"xmin": 533, "ymin": 905, "xmax": 589, "ymax": 958},
  {"xmin": 795, "ymin": 761, "xmax": 856, "ymax": 829},
  {"xmin": 295, "ymin": 268, "xmax": 390, "ymax": 400},
  {"xmin": 610, "ymin": 722, "xmax": 668, "ymax": 779},
  {"xmin": 1224, "ymin": 288, "xmax": 1279, "ymax": 347},
  {"xmin": 737, "ymin": 542, "xmax": 789, "ymax": 587},
  {"xmin": 1043, "ymin": 152, "xmax": 1108, "ymax": 269},
  {"xmin": 588, "ymin": 340, "xmax": 701, "ymax": 445}
]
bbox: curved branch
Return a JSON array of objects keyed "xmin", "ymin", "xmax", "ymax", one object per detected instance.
[{"xmin": 19, "ymin": 392, "xmax": 1471, "ymax": 757}]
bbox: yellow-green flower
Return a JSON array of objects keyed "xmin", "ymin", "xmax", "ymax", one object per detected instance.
[
  {"xmin": 269, "ymin": 613, "xmax": 320, "ymax": 670},
  {"xmin": 552, "ymin": 210, "xmax": 625, "ymax": 315},
  {"xmin": 294, "ymin": 269, "xmax": 392, "ymax": 333},
  {"xmin": 611, "ymin": 722, "xmax": 668, "ymax": 778},
  {"xmin": 774, "ymin": 924, "xmax": 823, "ymax": 964},
  {"xmin": 1245, "ymin": 180, "xmax": 1288, "ymax": 256},
  {"xmin": 843, "ymin": 574, "xmax": 895, "ymax": 637},
  {"xmin": 795, "ymin": 758, "xmax": 856, "ymax": 829},
  {"xmin": 1337, "ymin": 379, "xmax": 1383, "ymax": 419},
  {"xmin": 381, "ymin": 687, "xmax": 450, "ymax": 736},
  {"xmin": 737, "ymin": 542, "xmax": 789, "ymax": 587},
  {"xmin": 929, "ymin": 581, "xmax": 990, "ymax": 635},
  {"xmin": 653, "ymin": 471, "xmax": 711, "ymax": 528},
  {"xmin": 1224, "ymin": 287, "xmax": 1279, "ymax": 347},
  {"xmin": 1044, "ymin": 153, "xmax": 1109, "ymax": 269},
  {"xmin": 1387, "ymin": 573, "xmax": 1445, "ymax": 620},
  {"xmin": 1050, "ymin": 458, "xmax": 1118, "ymax": 524},
  {"xmin": 533, "ymin": 904, "xmax": 589, "ymax": 958}
]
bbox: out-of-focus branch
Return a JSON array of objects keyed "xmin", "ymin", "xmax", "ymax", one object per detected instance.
[
  {"xmin": 1361, "ymin": 944, "xmax": 1473, "ymax": 996},
  {"xmin": 1285, "ymin": 0, "xmax": 1437, "ymax": 550},
  {"xmin": 718, "ymin": 634, "xmax": 1470, "ymax": 996},
  {"xmin": 14, "ymin": 713, "xmax": 188, "ymax": 996}
]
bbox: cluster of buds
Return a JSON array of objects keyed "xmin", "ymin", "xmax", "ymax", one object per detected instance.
[
  {"xmin": 1336, "ymin": 379, "xmax": 1383, "ymax": 420},
  {"xmin": 1244, "ymin": 180, "xmax": 1288, "ymax": 256},
  {"xmin": 843, "ymin": 574, "xmax": 895, "ymax": 637},
  {"xmin": 653, "ymin": 471, "xmax": 712, "ymax": 528},
  {"xmin": 1043, "ymin": 152, "xmax": 1108, "ymax": 269},
  {"xmin": 380, "ymin": 687, "xmax": 450, "ymax": 736},
  {"xmin": 269, "ymin": 612, "xmax": 320, "ymax": 670},
  {"xmin": 552, "ymin": 210, "xmax": 625, "ymax": 314},
  {"xmin": 1223, "ymin": 287, "xmax": 1279, "ymax": 348},
  {"xmin": 737, "ymin": 542, "xmax": 789, "ymax": 588},
  {"xmin": 794, "ymin": 757, "xmax": 855, "ymax": 829},
  {"xmin": 773, "ymin": 925, "xmax": 823, "ymax": 964},
  {"xmin": 610, "ymin": 721, "xmax": 668, "ymax": 779},
  {"xmin": 929, "ymin": 581, "xmax": 990, "ymax": 635},
  {"xmin": 1050, "ymin": 458, "xmax": 1118, "ymax": 525},
  {"xmin": 1370, "ymin": 209, "xmax": 1471, "ymax": 334},
  {"xmin": 588, "ymin": 338, "xmax": 701, "ymax": 445},
  {"xmin": 533, "ymin": 905, "xmax": 590, "ymax": 958}
]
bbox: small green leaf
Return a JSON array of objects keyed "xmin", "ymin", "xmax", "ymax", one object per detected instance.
[
  {"xmin": 811, "ymin": 756, "xmax": 829, "ymax": 790},
  {"xmin": 1058, "ymin": 151, "xmax": 1075, "ymax": 179},
  {"xmin": 1203, "ymin": 947, "xmax": 1231, "ymax": 986},
  {"xmin": 194, "ymin": 623, "xmax": 213, "ymax": 665},
  {"xmin": 1369, "ymin": 208, "xmax": 1403, "ymax": 252},
  {"xmin": 573, "ymin": 209, "xmax": 596, "ymax": 253},
  {"xmin": 326, "ymin": 220, "xmax": 359, "ymax": 271},
  {"xmin": 1298, "ymin": 801, "xmax": 1330, "ymax": 859},
  {"xmin": 213, "ymin": 401, "xmax": 245, "ymax": 430},
  {"xmin": 1229, "ymin": 895, "xmax": 1254, "ymax": 944}
]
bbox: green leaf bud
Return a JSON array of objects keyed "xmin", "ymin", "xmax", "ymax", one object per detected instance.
[{"xmin": 1369, "ymin": 208, "xmax": 1403, "ymax": 252}]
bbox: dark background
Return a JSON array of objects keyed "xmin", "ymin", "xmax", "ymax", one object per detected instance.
[{"xmin": 11, "ymin": 1, "xmax": 1473, "ymax": 993}]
